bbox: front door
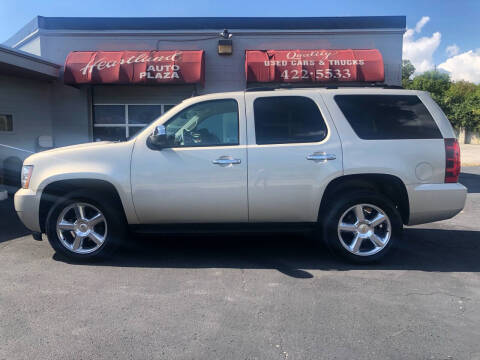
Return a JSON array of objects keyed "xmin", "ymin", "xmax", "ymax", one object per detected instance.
[
  {"xmin": 245, "ymin": 92, "xmax": 343, "ymax": 222},
  {"xmin": 131, "ymin": 95, "xmax": 248, "ymax": 223}
]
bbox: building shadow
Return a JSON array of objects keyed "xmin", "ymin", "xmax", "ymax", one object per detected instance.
[
  {"xmin": 1, "ymin": 156, "xmax": 22, "ymax": 194},
  {"xmin": 53, "ymin": 227, "xmax": 480, "ymax": 276},
  {"xmin": 0, "ymin": 196, "xmax": 29, "ymax": 243}
]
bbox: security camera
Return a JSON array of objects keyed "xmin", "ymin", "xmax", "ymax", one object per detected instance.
[{"xmin": 220, "ymin": 29, "xmax": 232, "ymax": 39}]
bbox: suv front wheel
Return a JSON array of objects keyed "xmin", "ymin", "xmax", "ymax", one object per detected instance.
[
  {"xmin": 45, "ymin": 192, "xmax": 126, "ymax": 261},
  {"xmin": 321, "ymin": 191, "xmax": 402, "ymax": 263}
]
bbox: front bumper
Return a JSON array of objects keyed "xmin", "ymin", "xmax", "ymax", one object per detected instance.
[
  {"xmin": 14, "ymin": 188, "xmax": 41, "ymax": 232},
  {"xmin": 407, "ymin": 183, "xmax": 467, "ymax": 225}
]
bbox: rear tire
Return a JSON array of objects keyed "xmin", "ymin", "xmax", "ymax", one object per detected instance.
[
  {"xmin": 45, "ymin": 191, "xmax": 126, "ymax": 261},
  {"xmin": 321, "ymin": 191, "xmax": 402, "ymax": 264}
]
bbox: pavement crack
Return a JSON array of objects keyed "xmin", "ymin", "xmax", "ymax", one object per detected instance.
[{"xmin": 402, "ymin": 291, "xmax": 471, "ymax": 302}]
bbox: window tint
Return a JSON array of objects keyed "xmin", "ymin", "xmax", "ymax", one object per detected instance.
[
  {"xmin": 164, "ymin": 99, "xmax": 239, "ymax": 147},
  {"xmin": 253, "ymin": 96, "xmax": 327, "ymax": 145},
  {"xmin": 334, "ymin": 95, "xmax": 442, "ymax": 140}
]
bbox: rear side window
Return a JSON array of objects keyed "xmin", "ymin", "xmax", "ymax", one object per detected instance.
[
  {"xmin": 334, "ymin": 95, "xmax": 442, "ymax": 140},
  {"xmin": 253, "ymin": 96, "xmax": 328, "ymax": 145}
]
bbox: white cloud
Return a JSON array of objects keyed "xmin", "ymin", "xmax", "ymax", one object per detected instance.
[
  {"xmin": 403, "ymin": 18, "xmax": 441, "ymax": 73},
  {"xmin": 403, "ymin": 17, "xmax": 480, "ymax": 83},
  {"xmin": 415, "ymin": 16, "xmax": 430, "ymax": 33},
  {"xmin": 438, "ymin": 50, "xmax": 480, "ymax": 83},
  {"xmin": 446, "ymin": 44, "xmax": 460, "ymax": 57}
]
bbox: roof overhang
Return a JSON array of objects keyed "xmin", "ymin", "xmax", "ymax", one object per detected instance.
[
  {"xmin": 5, "ymin": 16, "xmax": 407, "ymax": 49},
  {"xmin": 0, "ymin": 44, "xmax": 60, "ymax": 81}
]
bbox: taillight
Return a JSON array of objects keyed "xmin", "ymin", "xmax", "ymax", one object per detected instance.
[{"xmin": 444, "ymin": 138, "xmax": 460, "ymax": 183}]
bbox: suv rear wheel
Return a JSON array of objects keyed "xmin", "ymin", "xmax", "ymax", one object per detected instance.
[
  {"xmin": 45, "ymin": 192, "xmax": 126, "ymax": 261},
  {"xmin": 321, "ymin": 191, "xmax": 402, "ymax": 263}
]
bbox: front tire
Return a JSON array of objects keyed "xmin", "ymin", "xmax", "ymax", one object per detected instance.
[
  {"xmin": 45, "ymin": 192, "xmax": 126, "ymax": 261},
  {"xmin": 321, "ymin": 191, "xmax": 402, "ymax": 264}
]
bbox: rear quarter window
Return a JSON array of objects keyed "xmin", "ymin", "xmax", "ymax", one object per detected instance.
[{"xmin": 334, "ymin": 95, "xmax": 443, "ymax": 140}]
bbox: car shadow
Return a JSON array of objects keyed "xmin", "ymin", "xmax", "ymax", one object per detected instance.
[
  {"xmin": 459, "ymin": 171, "xmax": 480, "ymax": 193},
  {"xmin": 53, "ymin": 227, "xmax": 480, "ymax": 277}
]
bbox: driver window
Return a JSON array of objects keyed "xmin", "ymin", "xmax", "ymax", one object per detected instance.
[{"xmin": 164, "ymin": 99, "xmax": 239, "ymax": 147}]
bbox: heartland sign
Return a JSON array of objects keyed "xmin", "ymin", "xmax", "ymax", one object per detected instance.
[
  {"xmin": 64, "ymin": 50, "xmax": 204, "ymax": 85},
  {"xmin": 245, "ymin": 49, "xmax": 384, "ymax": 83}
]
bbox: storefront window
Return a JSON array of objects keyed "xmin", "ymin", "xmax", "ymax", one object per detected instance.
[
  {"xmin": 93, "ymin": 104, "xmax": 174, "ymax": 142},
  {"xmin": 0, "ymin": 114, "xmax": 13, "ymax": 132},
  {"xmin": 92, "ymin": 126, "xmax": 127, "ymax": 142},
  {"xmin": 128, "ymin": 105, "xmax": 162, "ymax": 124}
]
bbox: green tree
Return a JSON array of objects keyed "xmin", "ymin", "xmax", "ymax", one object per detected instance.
[
  {"xmin": 407, "ymin": 71, "xmax": 451, "ymax": 105},
  {"xmin": 464, "ymin": 86, "xmax": 480, "ymax": 133},
  {"xmin": 443, "ymin": 81, "xmax": 478, "ymax": 129},
  {"xmin": 401, "ymin": 60, "xmax": 415, "ymax": 88},
  {"xmin": 404, "ymin": 66, "xmax": 480, "ymax": 137}
]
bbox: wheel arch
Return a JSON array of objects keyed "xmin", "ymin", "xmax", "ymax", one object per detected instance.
[
  {"xmin": 319, "ymin": 173, "xmax": 410, "ymax": 224},
  {"xmin": 39, "ymin": 178, "xmax": 128, "ymax": 233}
]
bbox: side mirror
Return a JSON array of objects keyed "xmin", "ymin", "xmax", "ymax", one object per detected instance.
[{"xmin": 149, "ymin": 125, "xmax": 168, "ymax": 148}]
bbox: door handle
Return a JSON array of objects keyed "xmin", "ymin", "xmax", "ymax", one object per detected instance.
[
  {"xmin": 212, "ymin": 156, "xmax": 241, "ymax": 166},
  {"xmin": 306, "ymin": 152, "xmax": 336, "ymax": 162}
]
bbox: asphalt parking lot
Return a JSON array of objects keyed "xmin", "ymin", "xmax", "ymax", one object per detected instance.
[{"xmin": 1, "ymin": 168, "xmax": 479, "ymax": 360}]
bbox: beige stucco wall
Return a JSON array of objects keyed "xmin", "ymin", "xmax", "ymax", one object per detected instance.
[{"xmin": 456, "ymin": 128, "xmax": 480, "ymax": 145}]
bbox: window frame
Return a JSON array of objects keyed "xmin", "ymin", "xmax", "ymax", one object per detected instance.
[
  {"xmin": 93, "ymin": 103, "xmax": 176, "ymax": 141},
  {"xmin": 160, "ymin": 98, "xmax": 240, "ymax": 149},
  {"xmin": 333, "ymin": 94, "xmax": 443, "ymax": 140},
  {"xmin": 252, "ymin": 95, "xmax": 329, "ymax": 145}
]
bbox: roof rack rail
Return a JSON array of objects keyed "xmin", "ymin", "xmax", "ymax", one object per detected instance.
[
  {"xmin": 245, "ymin": 83, "xmax": 404, "ymax": 91},
  {"xmin": 245, "ymin": 86, "xmax": 278, "ymax": 92}
]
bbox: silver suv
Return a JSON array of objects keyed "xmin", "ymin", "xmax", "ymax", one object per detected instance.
[{"xmin": 15, "ymin": 87, "xmax": 467, "ymax": 263}]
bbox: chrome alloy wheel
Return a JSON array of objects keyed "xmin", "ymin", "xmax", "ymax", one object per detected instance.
[
  {"xmin": 56, "ymin": 202, "xmax": 107, "ymax": 254},
  {"xmin": 337, "ymin": 203, "xmax": 391, "ymax": 257}
]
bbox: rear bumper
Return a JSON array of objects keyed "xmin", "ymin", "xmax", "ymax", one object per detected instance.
[
  {"xmin": 407, "ymin": 183, "xmax": 467, "ymax": 225},
  {"xmin": 14, "ymin": 188, "xmax": 41, "ymax": 232}
]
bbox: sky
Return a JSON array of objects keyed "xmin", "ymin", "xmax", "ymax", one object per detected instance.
[{"xmin": 1, "ymin": 0, "xmax": 479, "ymax": 82}]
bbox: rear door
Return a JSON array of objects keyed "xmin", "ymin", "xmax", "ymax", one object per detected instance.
[{"xmin": 245, "ymin": 91, "xmax": 343, "ymax": 222}]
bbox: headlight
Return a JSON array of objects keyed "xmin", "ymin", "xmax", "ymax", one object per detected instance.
[{"xmin": 21, "ymin": 165, "xmax": 34, "ymax": 189}]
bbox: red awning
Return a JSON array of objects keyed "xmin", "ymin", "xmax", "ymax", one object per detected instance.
[
  {"xmin": 245, "ymin": 49, "xmax": 384, "ymax": 83},
  {"xmin": 64, "ymin": 50, "xmax": 204, "ymax": 85}
]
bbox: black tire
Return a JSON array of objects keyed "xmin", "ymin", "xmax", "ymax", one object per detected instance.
[
  {"xmin": 321, "ymin": 190, "xmax": 402, "ymax": 264},
  {"xmin": 45, "ymin": 191, "xmax": 127, "ymax": 261}
]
